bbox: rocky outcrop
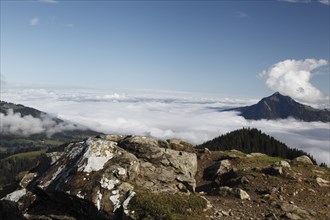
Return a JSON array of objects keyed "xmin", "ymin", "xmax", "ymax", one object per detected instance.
[
  {"xmin": 203, "ymin": 159, "xmax": 233, "ymax": 182},
  {"xmin": 218, "ymin": 186, "xmax": 250, "ymax": 200},
  {"xmin": 278, "ymin": 202, "xmax": 314, "ymax": 219},
  {"xmin": 1, "ymin": 135, "xmax": 198, "ymax": 219},
  {"xmin": 1, "ymin": 135, "xmax": 329, "ymax": 219},
  {"xmin": 292, "ymin": 155, "xmax": 314, "ymax": 165},
  {"xmin": 264, "ymin": 160, "xmax": 291, "ymax": 176},
  {"xmin": 316, "ymin": 177, "xmax": 330, "ymax": 187}
]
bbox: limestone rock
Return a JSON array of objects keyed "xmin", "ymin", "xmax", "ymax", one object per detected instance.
[
  {"xmin": 282, "ymin": 212, "xmax": 302, "ymax": 220},
  {"xmin": 218, "ymin": 186, "xmax": 233, "ymax": 196},
  {"xmin": 316, "ymin": 177, "xmax": 330, "ymax": 187},
  {"xmin": 292, "ymin": 156, "xmax": 313, "ymax": 165},
  {"xmin": 19, "ymin": 173, "xmax": 37, "ymax": 188},
  {"xmin": 203, "ymin": 148, "xmax": 211, "ymax": 154},
  {"xmin": 102, "ymin": 134, "xmax": 127, "ymax": 142},
  {"xmin": 1, "ymin": 189, "xmax": 27, "ymax": 203},
  {"xmin": 167, "ymin": 139, "xmax": 194, "ymax": 152},
  {"xmin": 215, "ymin": 159, "xmax": 232, "ymax": 176},
  {"xmin": 227, "ymin": 149, "xmax": 245, "ymax": 159},
  {"xmin": 1, "ymin": 135, "xmax": 197, "ymax": 219},
  {"xmin": 274, "ymin": 160, "xmax": 291, "ymax": 168},
  {"xmin": 249, "ymin": 152, "xmax": 267, "ymax": 157},
  {"xmin": 231, "ymin": 188, "xmax": 250, "ymax": 200},
  {"xmin": 279, "ymin": 202, "xmax": 313, "ymax": 220},
  {"xmin": 265, "ymin": 166, "xmax": 283, "ymax": 176},
  {"xmin": 204, "ymin": 159, "xmax": 235, "ymax": 184},
  {"xmin": 218, "ymin": 186, "xmax": 250, "ymax": 200},
  {"xmin": 264, "ymin": 160, "xmax": 291, "ymax": 176}
]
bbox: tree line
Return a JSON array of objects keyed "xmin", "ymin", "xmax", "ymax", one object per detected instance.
[
  {"xmin": 0, "ymin": 156, "xmax": 40, "ymax": 187},
  {"xmin": 196, "ymin": 128, "xmax": 317, "ymax": 164}
]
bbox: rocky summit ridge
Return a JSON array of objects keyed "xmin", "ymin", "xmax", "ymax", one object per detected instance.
[
  {"xmin": 1, "ymin": 135, "xmax": 329, "ymax": 220},
  {"xmin": 1, "ymin": 135, "xmax": 198, "ymax": 219}
]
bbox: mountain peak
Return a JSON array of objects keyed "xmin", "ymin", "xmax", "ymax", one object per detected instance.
[
  {"xmin": 268, "ymin": 92, "xmax": 292, "ymax": 99},
  {"xmin": 228, "ymin": 93, "xmax": 329, "ymax": 122},
  {"xmin": 263, "ymin": 92, "xmax": 293, "ymax": 103}
]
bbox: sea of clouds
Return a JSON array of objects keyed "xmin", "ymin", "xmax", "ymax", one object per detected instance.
[
  {"xmin": 1, "ymin": 87, "xmax": 329, "ymax": 165},
  {"xmin": 0, "ymin": 109, "xmax": 81, "ymax": 137}
]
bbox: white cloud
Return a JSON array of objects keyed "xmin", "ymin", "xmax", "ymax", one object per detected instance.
[
  {"xmin": 30, "ymin": 17, "xmax": 40, "ymax": 26},
  {"xmin": 1, "ymin": 87, "xmax": 329, "ymax": 165},
  {"xmin": 29, "ymin": 15, "xmax": 73, "ymax": 28},
  {"xmin": 280, "ymin": 0, "xmax": 330, "ymax": 4},
  {"xmin": 258, "ymin": 59, "xmax": 329, "ymax": 106},
  {"xmin": 38, "ymin": 0, "xmax": 58, "ymax": 3},
  {"xmin": 235, "ymin": 11, "xmax": 248, "ymax": 18},
  {"xmin": 319, "ymin": 0, "xmax": 330, "ymax": 5},
  {"xmin": 280, "ymin": 0, "xmax": 311, "ymax": 3},
  {"xmin": 0, "ymin": 109, "xmax": 84, "ymax": 137},
  {"xmin": 63, "ymin": 23, "xmax": 74, "ymax": 28}
]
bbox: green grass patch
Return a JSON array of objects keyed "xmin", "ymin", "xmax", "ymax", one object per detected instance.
[
  {"xmin": 40, "ymin": 139, "xmax": 64, "ymax": 145},
  {"xmin": 0, "ymin": 139, "xmax": 63, "ymax": 147},
  {"xmin": 1, "ymin": 139, "xmax": 36, "ymax": 145},
  {"xmin": 242, "ymin": 155, "xmax": 284, "ymax": 164},
  {"xmin": 128, "ymin": 191, "xmax": 207, "ymax": 220},
  {"xmin": 4, "ymin": 150, "xmax": 46, "ymax": 160},
  {"xmin": 223, "ymin": 150, "xmax": 247, "ymax": 157},
  {"xmin": 16, "ymin": 171, "xmax": 29, "ymax": 181},
  {"xmin": 236, "ymin": 155, "xmax": 285, "ymax": 170},
  {"xmin": 254, "ymin": 155, "xmax": 284, "ymax": 163}
]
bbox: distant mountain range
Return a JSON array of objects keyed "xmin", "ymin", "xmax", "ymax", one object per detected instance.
[
  {"xmin": 0, "ymin": 101, "xmax": 60, "ymax": 120},
  {"xmin": 225, "ymin": 92, "xmax": 330, "ymax": 122},
  {"xmin": 0, "ymin": 100, "xmax": 101, "ymax": 144}
]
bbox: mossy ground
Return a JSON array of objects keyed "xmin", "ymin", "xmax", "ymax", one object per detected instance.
[
  {"xmin": 128, "ymin": 191, "xmax": 207, "ymax": 220},
  {"xmin": 3, "ymin": 150, "xmax": 46, "ymax": 160}
]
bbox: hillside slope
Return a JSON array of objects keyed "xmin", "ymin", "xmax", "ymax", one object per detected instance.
[
  {"xmin": 1, "ymin": 135, "xmax": 329, "ymax": 220},
  {"xmin": 0, "ymin": 100, "xmax": 100, "ymax": 144},
  {"xmin": 0, "ymin": 101, "xmax": 102, "ymax": 197},
  {"xmin": 196, "ymin": 128, "xmax": 317, "ymax": 164}
]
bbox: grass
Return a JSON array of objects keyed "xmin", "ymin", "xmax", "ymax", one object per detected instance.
[
  {"xmin": 242, "ymin": 154, "xmax": 284, "ymax": 164},
  {"xmin": 3, "ymin": 150, "xmax": 46, "ymax": 160},
  {"xmin": 253, "ymin": 155, "xmax": 284, "ymax": 163},
  {"xmin": 128, "ymin": 191, "xmax": 207, "ymax": 220},
  {"xmin": 233, "ymin": 154, "xmax": 285, "ymax": 171},
  {"xmin": 1, "ymin": 139, "xmax": 35, "ymax": 145},
  {"xmin": 0, "ymin": 147, "xmax": 6, "ymax": 152},
  {"xmin": 41, "ymin": 139, "xmax": 64, "ymax": 145},
  {"xmin": 0, "ymin": 139, "xmax": 64, "ymax": 146},
  {"xmin": 16, "ymin": 171, "xmax": 29, "ymax": 181}
]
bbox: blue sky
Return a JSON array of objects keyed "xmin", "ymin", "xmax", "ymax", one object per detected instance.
[
  {"xmin": 1, "ymin": 0, "xmax": 329, "ymax": 164},
  {"xmin": 1, "ymin": 0, "xmax": 329, "ymax": 97}
]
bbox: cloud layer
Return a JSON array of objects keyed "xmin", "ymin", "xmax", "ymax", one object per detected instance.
[
  {"xmin": 30, "ymin": 17, "xmax": 39, "ymax": 26},
  {"xmin": 0, "ymin": 109, "xmax": 82, "ymax": 137},
  {"xmin": 319, "ymin": 0, "xmax": 330, "ymax": 5},
  {"xmin": 1, "ymin": 87, "xmax": 329, "ymax": 165},
  {"xmin": 38, "ymin": 0, "xmax": 58, "ymax": 4},
  {"xmin": 258, "ymin": 59, "xmax": 329, "ymax": 106},
  {"xmin": 281, "ymin": 0, "xmax": 330, "ymax": 5}
]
